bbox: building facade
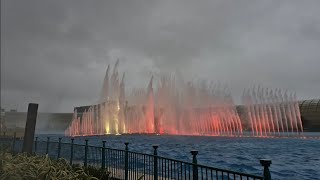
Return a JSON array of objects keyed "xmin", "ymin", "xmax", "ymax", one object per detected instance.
[{"xmin": 299, "ymin": 99, "xmax": 320, "ymax": 131}]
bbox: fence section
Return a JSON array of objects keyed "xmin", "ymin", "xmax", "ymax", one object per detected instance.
[{"xmin": 0, "ymin": 135, "xmax": 270, "ymax": 180}]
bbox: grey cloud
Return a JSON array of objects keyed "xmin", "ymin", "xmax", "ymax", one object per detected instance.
[{"xmin": 1, "ymin": 0, "xmax": 320, "ymax": 112}]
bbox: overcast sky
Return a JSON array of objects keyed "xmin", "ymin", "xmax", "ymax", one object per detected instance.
[{"xmin": 1, "ymin": 0, "xmax": 320, "ymax": 113}]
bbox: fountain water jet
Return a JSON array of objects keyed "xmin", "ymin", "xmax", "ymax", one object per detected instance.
[
  {"xmin": 241, "ymin": 85, "xmax": 303, "ymax": 137},
  {"xmin": 65, "ymin": 61, "xmax": 304, "ymax": 138}
]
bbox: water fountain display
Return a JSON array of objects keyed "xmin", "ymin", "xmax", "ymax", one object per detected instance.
[
  {"xmin": 241, "ymin": 86, "xmax": 303, "ymax": 137},
  {"xmin": 65, "ymin": 61, "xmax": 304, "ymax": 137}
]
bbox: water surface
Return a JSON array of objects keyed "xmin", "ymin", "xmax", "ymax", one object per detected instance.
[{"xmin": 36, "ymin": 133, "xmax": 320, "ymax": 180}]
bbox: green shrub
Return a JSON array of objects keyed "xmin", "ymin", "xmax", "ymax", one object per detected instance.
[
  {"xmin": 0, "ymin": 142, "xmax": 11, "ymax": 153},
  {"xmin": 0, "ymin": 152, "xmax": 98, "ymax": 180},
  {"xmin": 81, "ymin": 165, "xmax": 111, "ymax": 180}
]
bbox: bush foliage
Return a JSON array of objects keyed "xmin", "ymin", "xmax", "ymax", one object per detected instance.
[{"xmin": 0, "ymin": 152, "xmax": 99, "ymax": 180}]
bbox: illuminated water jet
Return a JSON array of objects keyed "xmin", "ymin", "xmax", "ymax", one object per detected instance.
[
  {"xmin": 65, "ymin": 61, "xmax": 303, "ymax": 137},
  {"xmin": 241, "ymin": 85, "xmax": 303, "ymax": 137}
]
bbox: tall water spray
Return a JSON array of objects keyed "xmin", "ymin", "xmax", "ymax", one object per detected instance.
[
  {"xmin": 241, "ymin": 85, "xmax": 303, "ymax": 137},
  {"xmin": 65, "ymin": 61, "xmax": 303, "ymax": 137}
]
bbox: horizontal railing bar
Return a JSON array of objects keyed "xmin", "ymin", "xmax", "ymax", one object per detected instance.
[
  {"xmin": 126, "ymin": 150, "xmax": 155, "ymax": 157},
  {"xmin": 104, "ymin": 147, "xmax": 125, "ymax": 152},
  {"xmin": 60, "ymin": 142, "xmax": 75, "ymax": 145},
  {"xmin": 191, "ymin": 163, "xmax": 263, "ymax": 178}
]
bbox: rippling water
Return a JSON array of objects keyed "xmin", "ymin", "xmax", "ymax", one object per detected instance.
[{"xmin": 36, "ymin": 133, "xmax": 320, "ymax": 180}]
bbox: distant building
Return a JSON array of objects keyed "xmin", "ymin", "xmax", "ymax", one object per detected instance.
[
  {"xmin": 299, "ymin": 99, "xmax": 320, "ymax": 131},
  {"xmin": 2, "ymin": 111, "xmax": 73, "ymax": 134}
]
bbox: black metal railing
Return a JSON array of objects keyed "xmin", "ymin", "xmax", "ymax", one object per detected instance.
[{"xmin": 1, "ymin": 135, "xmax": 271, "ymax": 180}]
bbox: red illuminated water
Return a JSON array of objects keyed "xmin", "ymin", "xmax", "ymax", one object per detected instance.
[{"xmin": 65, "ymin": 61, "xmax": 303, "ymax": 137}]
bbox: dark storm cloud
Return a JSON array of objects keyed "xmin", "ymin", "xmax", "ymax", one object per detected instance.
[{"xmin": 1, "ymin": 0, "xmax": 320, "ymax": 112}]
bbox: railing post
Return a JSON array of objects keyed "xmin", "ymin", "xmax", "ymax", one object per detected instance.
[
  {"xmin": 191, "ymin": 150, "xmax": 198, "ymax": 180},
  {"xmin": 3, "ymin": 132, "xmax": 5, "ymax": 137},
  {"xmin": 153, "ymin": 144, "xmax": 159, "ymax": 180},
  {"xmin": 260, "ymin": 159, "xmax": 272, "ymax": 180},
  {"xmin": 124, "ymin": 142, "xmax": 129, "ymax": 180},
  {"xmin": 34, "ymin": 137, "xmax": 38, "ymax": 153},
  {"xmin": 101, "ymin": 141, "xmax": 106, "ymax": 169},
  {"xmin": 84, "ymin": 139, "xmax": 88, "ymax": 167},
  {"xmin": 57, "ymin": 137, "xmax": 62, "ymax": 158},
  {"xmin": 46, "ymin": 137, "xmax": 50, "ymax": 154},
  {"xmin": 70, "ymin": 138, "xmax": 74, "ymax": 165},
  {"xmin": 22, "ymin": 103, "xmax": 38, "ymax": 154},
  {"xmin": 12, "ymin": 132, "xmax": 16, "ymax": 153}
]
